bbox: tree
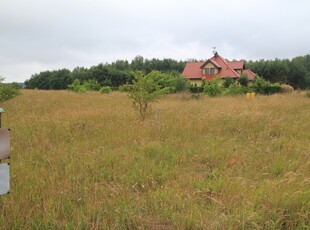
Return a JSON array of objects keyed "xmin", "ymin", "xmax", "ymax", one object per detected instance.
[{"xmin": 128, "ymin": 71, "xmax": 168, "ymax": 120}]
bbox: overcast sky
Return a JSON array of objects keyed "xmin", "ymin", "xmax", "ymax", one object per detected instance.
[{"xmin": 1, "ymin": 0, "xmax": 310, "ymax": 82}]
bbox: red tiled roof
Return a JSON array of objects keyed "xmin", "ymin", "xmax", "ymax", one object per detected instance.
[
  {"xmin": 200, "ymin": 59, "xmax": 221, "ymax": 69},
  {"xmin": 209, "ymin": 54, "xmax": 240, "ymax": 78},
  {"xmin": 243, "ymin": 69, "xmax": 256, "ymax": 80},
  {"xmin": 228, "ymin": 61, "xmax": 244, "ymax": 70},
  {"xmin": 183, "ymin": 53, "xmax": 255, "ymax": 80},
  {"xmin": 182, "ymin": 62, "xmax": 204, "ymax": 79}
]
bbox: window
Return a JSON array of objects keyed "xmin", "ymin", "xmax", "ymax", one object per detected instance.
[{"xmin": 205, "ymin": 68, "xmax": 215, "ymax": 75}]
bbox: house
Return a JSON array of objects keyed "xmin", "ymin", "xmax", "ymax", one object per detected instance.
[{"xmin": 183, "ymin": 52, "xmax": 255, "ymax": 85}]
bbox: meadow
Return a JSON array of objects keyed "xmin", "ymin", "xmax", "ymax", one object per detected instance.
[{"xmin": 0, "ymin": 90, "xmax": 309, "ymax": 229}]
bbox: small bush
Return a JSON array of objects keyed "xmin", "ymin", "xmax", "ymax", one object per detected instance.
[
  {"xmin": 110, "ymin": 87, "xmax": 119, "ymax": 91},
  {"xmin": 99, "ymin": 86, "xmax": 112, "ymax": 94},
  {"xmin": 68, "ymin": 79, "xmax": 87, "ymax": 93},
  {"xmin": 9, "ymin": 82, "xmax": 23, "ymax": 90},
  {"xmin": 223, "ymin": 77, "xmax": 234, "ymax": 88},
  {"xmin": 128, "ymin": 71, "xmax": 168, "ymax": 120},
  {"xmin": 280, "ymin": 84, "xmax": 294, "ymax": 93},
  {"xmin": 252, "ymin": 76, "xmax": 270, "ymax": 94},
  {"xmin": 83, "ymin": 80, "xmax": 101, "ymax": 91},
  {"xmin": 204, "ymin": 77, "xmax": 224, "ymax": 97},
  {"xmin": 0, "ymin": 85, "xmax": 21, "ymax": 102},
  {"xmin": 306, "ymin": 91, "xmax": 310, "ymax": 98},
  {"xmin": 225, "ymin": 82, "xmax": 249, "ymax": 95},
  {"xmin": 237, "ymin": 74, "xmax": 249, "ymax": 86},
  {"xmin": 265, "ymin": 83, "xmax": 282, "ymax": 94},
  {"xmin": 119, "ymin": 84, "xmax": 132, "ymax": 92}
]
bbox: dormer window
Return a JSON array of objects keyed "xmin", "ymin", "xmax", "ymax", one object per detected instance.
[{"xmin": 205, "ymin": 68, "xmax": 215, "ymax": 75}]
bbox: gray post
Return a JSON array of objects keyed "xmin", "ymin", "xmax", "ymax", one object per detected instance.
[
  {"xmin": 156, "ymin": 107, "xmax": 161, "ymax": 129},
  {"xmin": 0, "ymin": 108, "xmax": 4, "ymax": 128}
]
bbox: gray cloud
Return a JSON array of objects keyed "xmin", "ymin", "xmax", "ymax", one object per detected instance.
[{"xmin": 1, "ymin": 0, "xmax": 310, "ymax": 82}]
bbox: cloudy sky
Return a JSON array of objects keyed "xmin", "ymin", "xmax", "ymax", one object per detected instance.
[{"xmin": 1, "ymin": 0, "xmax": 310, "ymax": 83}]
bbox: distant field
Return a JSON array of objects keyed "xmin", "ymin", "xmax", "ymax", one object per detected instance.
[{"xmin": 0, "ymin": 90, "xmax": 309, "ymax": 229}]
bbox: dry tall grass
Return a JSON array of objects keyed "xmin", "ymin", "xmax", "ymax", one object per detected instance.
[{"xmin": 0, "ymin": 90, "xmax": 309, "ymax": 229}]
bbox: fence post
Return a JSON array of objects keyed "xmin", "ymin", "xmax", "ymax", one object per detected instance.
[
  {"xmin": 0, "ymin": 108, "xmax": 10, "ymax": 196},
  {"xmin": 156, "ymin": 107, "xmax": 162, "ymax": 130},
  {"xmin": 0, "ymin": 108, "xmax": 4, "ymax": 128}
]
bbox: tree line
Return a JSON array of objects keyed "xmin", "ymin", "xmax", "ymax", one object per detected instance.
[
  {"xmin": 24, "ymin": 54, "xmax": 310, "ymax": 90},
  {"xmin": 24, "ymin": 56, "xmax": 187, "ymax": 90},
  {"xmin": 246, "ymin": 54, "xmax": 310, "ymax": 89}
]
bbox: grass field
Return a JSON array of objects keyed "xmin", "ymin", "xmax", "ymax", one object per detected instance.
[{"xmin": 0, "ymin": 90, "xmax": 309, "ymax": 229}]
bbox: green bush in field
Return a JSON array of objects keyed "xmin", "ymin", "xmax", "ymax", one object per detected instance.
[
  {"xmin": 99, "ymin": 86, "xmax": 112, "ymax": 94},
  {"xmin": 145, "ymin": 71, "xmax": 188, "ymax": 93},
  {"xmin": 83, "ymin": 79, "xmax": 101, "ymax": 91},
  {"xmin": 251, "ymin": 76, "xmax": 282, "ymax": 95},
  {"xmin": 237, "ymin": 74, "xmax": 249, "ymax": 86},
  {"xmin": 0, "ymin": 85, "xmax": 21, "ymax": 102},
  {"xmin": 68, "ymin": 79, "xmax": 87, "ymax": 93},
  {"xmin": 223, "ymin": 77, "xmax": 234, "ymax": 88},
  {"xmin": 306, "ymin": 91, "xmax": 310, "ymax": 98},
  {"xmin": 0, "ymin": 77, "xmax": 21, "ymax": 102},
  {"xmin": 128, "ymin": 71, "xmax": 169, "ymax": 120},
  {"xmin": 265, "ymin": 83, "xmax": 282, "ymax": 94},
  {"xmin": 251, "ymin": 76, "xmax": 270, "ymax": 94},
  {"xmin": 280, "ymin": 84, "xmax": 294, "ymax": 93},
  {"xmin": 119, "ymin": 85, "xmax": 131, "ymax": 92},
  {"xmin": 203, "ymin": 77, "xmax": 224, "ymax": 97},
  {"xmin": 225, "ymin": 82, "xmax": 249, "ymax": 95}
]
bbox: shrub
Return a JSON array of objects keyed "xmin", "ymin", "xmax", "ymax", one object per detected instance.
[
  {"xmin": 306, "ymin": 91, "xmax": 310, "ymax": 98},
  {"xmin": 9, "ymin": 82, "xmax": 23, "ymax": 90},
  {"xmin": 83, "ymin": 79, "xmax": 101, "ymax": 91},
  {"xmin": 280, "ymin": 84, "xmax": 294, "ymax": 93},
  {"xmin": 223, "ymin": 77, "xmax": 234, "ymax": 88},
  {"xmin": 110, "ymin": 87, "xmax": 119, "ymax": 91},
  {"xmin": 0, "ymin": 85, "xmax": 21, "ymax": 102},
  {"xmin": 68, "ymin": 79, "xmax": 87, "ymax": 93},
  {"xmin": 170, "ymin": 76, "xmax": 190, "ymax": 93},
  {"xmin": 225, "ymin": 82, "xmax": 249, "ymax": 95},
  {"xmin": 265, "ymin": 83, "xmax": 282, "ymax": 94},
  {"xmin": 252, "ymin": 76, "xmax": 270, "ymax": 94},
  {"xmin": 119, "ymin": 84, "xmax": 132, "ymax": 92},
  {"xmin": 99, "ymin": 86, "xmax": 112, "ymax": 94},
  {"xmin": 204, "ymin": 77, "xmax": 224, "ymax": 97},
  {"xmin": 128, "ymin": 71, "xmax": 168, "ymax": 120},
  {"xmin": 237, "ymin": 74, "xmax": 249, "ymax": 86}
]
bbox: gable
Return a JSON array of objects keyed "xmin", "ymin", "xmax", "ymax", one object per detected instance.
[{"xmin": 200, "ymin": 59, "xmax": 221, "ymax": 69}]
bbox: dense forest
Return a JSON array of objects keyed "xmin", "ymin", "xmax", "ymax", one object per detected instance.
[
  {"xmin": 24, "ymin": 54, "xmax": 310, "ymax": 90},
  {"xmin": 246, "ymin": 55, "xmax": 310, "ymax": 89}
]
